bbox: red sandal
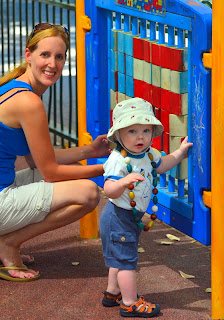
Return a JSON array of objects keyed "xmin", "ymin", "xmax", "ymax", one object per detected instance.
[{"xmin": 120, "ymin": 296, "xmax": 160, "ymax": 318}]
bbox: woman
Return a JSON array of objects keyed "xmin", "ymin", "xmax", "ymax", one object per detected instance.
[{"xmin": 0, "ymin": 24, "xmax": 110, "ymax": 281}]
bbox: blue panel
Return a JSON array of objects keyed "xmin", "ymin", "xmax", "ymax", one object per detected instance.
[
  {"xmin": 111, "ymin": 29, "xmax": 118, "ymax": 50},
  {"xmin": 126, "ymin": 75, "xmax": 134, "ymax": 97},
  {"xmin": 126, "ymin": 55, "xmax": 133, "ymax": 77},
  {"xmin": 118, "ymin": 72, "xmax": 125, "ymax": 94},
  {"xmin": 95, "ymin": 0, "xmax": 193, "ymax": 30},
  {"xmin": 88, "ymin": 0, "xmax": 212, "ymax": 245},
  {"xmin": 111, "ymin": 50, "xmax": 118, "ymax": 71},
  {"xmin": 118, "ymin": 51, "xmax": 125, "ymax": 74},
  {"xmin": 117, "ymin": 30, "xmax": 125, "ymax": 53},
  {"xmin": 124, "ymin": 32, "xmax": 133, "ymax": 56}
]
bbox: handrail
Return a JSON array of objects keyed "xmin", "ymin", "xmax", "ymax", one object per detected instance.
[
  {"xmin": 211, "ymin": 0, "xmax": 224, "ymax": 316},
  {"xmin": 203, "ymin": 0, "xmax": 224, "ymax": 317},
  {"xmin": 76, "ymin": 0, "xmax": 98, "ymax": 239}
]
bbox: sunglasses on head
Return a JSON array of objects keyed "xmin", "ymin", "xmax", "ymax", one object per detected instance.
[{"xmin": 28, "ymin": 23, "xmax": 69, "ymax": 43}]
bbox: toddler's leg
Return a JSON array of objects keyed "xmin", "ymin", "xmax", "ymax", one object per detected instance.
[
  {"xmin": 107, "ymin": 267, "xmax": 120, "ymax": 294},
  {"xmin": 102, "ymin": 267, "xmax": 122, "ymax": 307},
  {"xmin": 117, "ymin": 269, "xmax": 138, "ymax": 305}
]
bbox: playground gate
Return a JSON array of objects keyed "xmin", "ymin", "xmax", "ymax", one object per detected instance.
[{"xmin": 85, "ymin": 0, "xmax": 212, "ymax": 245}]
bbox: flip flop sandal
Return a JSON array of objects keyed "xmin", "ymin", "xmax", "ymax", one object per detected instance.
[
  {"xmin": 102, "ymin": 291, "xmax": 122, "ymax": 307},
  {"xmin": 0, "ymin": 265, "xmax": 40, "ymax": 282},
  {"xmin": 120, "ymin": 296, "xmax": 160, "ymax": 318}
]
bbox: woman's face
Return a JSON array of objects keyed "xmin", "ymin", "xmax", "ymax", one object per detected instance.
[{"xmin": 25, "ymin": 36, "xmax": 67, "ymax": 91}]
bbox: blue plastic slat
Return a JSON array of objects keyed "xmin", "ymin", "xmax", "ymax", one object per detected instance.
[
  {"xmin": 158, "ymin": 23, "xmax": 165, "ymax": 44},
  {"xmin": 140, "ymin": 19, "xmax": 146, "ymax": 38},
  {"xmin": 149, "ymin": 21, "xmax": 156, "ymax": 41},
  {"xmin": 124, "ymin": 14, "xmax": 130, "ymax": 32},
  {"xmin": 132, "ymin": 17, "xmax": 138, "ymax": 35},
  {"xmin": 115, "ymin": 12, "xmax": 121, "ymax": 29}
]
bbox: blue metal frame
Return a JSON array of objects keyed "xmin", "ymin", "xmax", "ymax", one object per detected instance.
[{"xmin": 85, "ymin": 0, "xmax": 212, "ymax": 245}]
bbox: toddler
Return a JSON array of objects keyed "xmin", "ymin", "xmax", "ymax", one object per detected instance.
[{"xmin": 100, "ymin": 98, "xmax": 193, "ymax": 318}]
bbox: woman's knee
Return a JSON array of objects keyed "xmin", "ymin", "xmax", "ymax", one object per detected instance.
[
  {"xmin": 51, "ymin": 179, "xmax": 100, "ymax": 212},
  {"xmin": 83, "ymin": 180, "xmax": 100, "ymax": 210}
]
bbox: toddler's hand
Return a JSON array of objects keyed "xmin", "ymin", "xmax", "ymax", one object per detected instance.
[
  {"xmin": 179, "ymin": 136, "xmax": 193, "ymax": 158},
  {"xmin": 121, "ymin": 172, "xmax": 145, "ymax": 188}
]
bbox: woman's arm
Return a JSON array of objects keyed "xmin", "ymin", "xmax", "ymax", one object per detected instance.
[
  {"xmin": 17, "ymin": 92, "xmax": 106, "ymax": 181},
  {"xmin": 54, "ymin": 134, "xmax": 111, "ymax": 165}
]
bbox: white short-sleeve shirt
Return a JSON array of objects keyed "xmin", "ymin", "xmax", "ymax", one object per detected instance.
[{"xmin": 103, "ymin": 148, "xmax": 161, "ymax": 212}]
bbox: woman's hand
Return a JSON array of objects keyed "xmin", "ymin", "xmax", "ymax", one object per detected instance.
[{"xmin": 88, "ymin": 134, "xmax": 111, "ymax": 158}]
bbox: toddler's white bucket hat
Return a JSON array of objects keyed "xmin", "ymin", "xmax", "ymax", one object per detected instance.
[{"xmin": 107, "ymin": 98, "xmax": 163, "ymax": 145}]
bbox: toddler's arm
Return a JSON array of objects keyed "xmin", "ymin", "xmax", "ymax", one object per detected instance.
[
  {"xmin": 104, "ymin": 173, "xmax": 145, "ymax": 199},
  {"xmin": 157, "ymin": 136, "xmax": 193, "ymax": 174}
]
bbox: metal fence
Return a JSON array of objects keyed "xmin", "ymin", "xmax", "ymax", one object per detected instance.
[{"xmin": 0, "ymin": 0, "xmax": 77, "ymax": 148}]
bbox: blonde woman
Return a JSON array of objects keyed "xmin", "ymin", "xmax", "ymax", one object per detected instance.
[{"xmin": 0, "ymin": 24, "xmax": 110, "ymax": 282}]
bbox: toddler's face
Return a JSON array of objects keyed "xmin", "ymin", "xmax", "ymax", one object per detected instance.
[{"xmin": 119, "ymin": 124, "xmax": 153, "ymax": 153}]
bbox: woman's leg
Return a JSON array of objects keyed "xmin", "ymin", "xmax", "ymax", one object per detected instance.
[{"xmin": 0, "ymin": 179, "xmax": 100, "ymax": 278}]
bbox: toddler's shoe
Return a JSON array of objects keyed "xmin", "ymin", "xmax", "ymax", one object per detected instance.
[
  {"xmin": 102, "ymin": 290, "xmax": 122, "ymax": 307},
  {"xmin": 120, "ymin": 296, "xmax": 160, "ymax": 318}
]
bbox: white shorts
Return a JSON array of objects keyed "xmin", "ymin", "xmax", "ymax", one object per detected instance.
[{"xmin": 0, "ymin": 168, "xmax": 54, "ymax": 235}]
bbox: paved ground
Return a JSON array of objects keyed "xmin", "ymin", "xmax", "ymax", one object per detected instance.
[{"xmin": 0, "ymin": 188, "xmax": 211, "ymax": 320}]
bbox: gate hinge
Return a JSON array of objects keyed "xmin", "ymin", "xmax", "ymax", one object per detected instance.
[
  {"xmin": 203, "ymin": 50, "xmax": 212, "ymax": 69},
  {"xmin": 81, "ymin": 15, "xmax": 91, "ymax": 32},
  {"xmin": 203, "ymin": 190, "xmax": 211, "ymax": 208}
]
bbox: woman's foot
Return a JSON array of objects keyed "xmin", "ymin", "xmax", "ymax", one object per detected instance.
[
  {"xmin": 19, "ymin": 251, "xmax": 35, "ymax": 264},
  {"xmin": 0, "ymin": 239, "xmax": 39, "ymax": 279}
]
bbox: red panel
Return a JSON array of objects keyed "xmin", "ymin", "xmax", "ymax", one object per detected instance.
[
  {"xmin": 151, "ymin": 42, "xmax": 161, "ymax": 66},
  {"xmin": 170, "ymin": 48, "xmax": 185, "ymax": 72},
  {"xmin": 163, "ymin": 132, "xmax": 169, "ymax": 154},
  {"xmin": 152, "ymin": 85, "xmax": 161, "ymax": 109},
  {"xmin": 143, "ymin": 39, "xmax": 151, "ymax": 63},
  {"xmin": 133, "ymin": 37, "xmax": 144, "ymax": 60},
  {"xmin": 160, "ymin": 109, "xmax": 170, "ymax": 133},
  {"xmin": 134, "ymin": 79, "xmax": 145, "ymax": 99},
  {"xmin": 155, "ymin": 107, "xmax": 161, "ymax": 121},
  {"xmin": 110, "ymin": 109, "xmax": 113, "ymax": 126},
  {"xmin": 115, "ymin": 71, "xmax": 118, "ymax": 92},
  {"xmin": 170, "ymin": 92, "xmax": 182, "ymax": 115},
  {"xmin": 161, "ymin": 88, "xmax": 171, "ymax": 112},
  {"xmin": 152, "ymin": 135, "xmax": 162, "ymax": 151},
  {"xmin": 143, "ymin": 83, "xmax": 152, "ymax": 104},
  {"xmin": 160, "ymin": 45, "xmax": 171, "ymax": 69}
]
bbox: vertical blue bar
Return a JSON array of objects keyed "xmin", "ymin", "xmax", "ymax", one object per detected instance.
[
  {"xmin": 132, "ymin": 16, "xmax": 138, "ymax": 35},
  {"xmin": 108, "ymin": 12, "xmax": 113, "ymax": 110},
  {"xmin": 158, "ymin": 23, "xmax": 165, "ymax": 44},
  {"xmin": 150, "ymin": 21, "xmax": 156, "ymax": 41},
  {"xmin": 178, "ymin": 179, "xmax": 185, "ymax": 198},
  {"xmin": 177, "ymin": 28, "xmax": 184, "ymax": 48},
  {"xmin": 168, "ymin": 26, "xmax": 175, "ymax": 46},
  {"xmin": 140, "ymin": 19, "xmax": 146, "ymax": 38},
  {"xmin": 160, "ymin": 173, "xmax": 166, "ymax": 188},
  {"xmin": 168, "ymin": 176, "xmax": 175, "ymax": 193},
  {"xmin": 124, "ymin": 14, "xmax": 129, "ymax": 32},
  {"xmin": 187, "ymin": 30, "xmax": 193, "ymax": 203},
  {"xmin": 115, "ymin": 12, "xmax": 121, "ymax": 30}
]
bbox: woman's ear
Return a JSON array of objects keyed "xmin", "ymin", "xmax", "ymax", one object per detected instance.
[{"xmin": 24, "ymin": 48, "xmax": 31, "ymax": 63}]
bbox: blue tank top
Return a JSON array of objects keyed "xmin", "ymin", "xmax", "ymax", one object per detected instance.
[{"xmin": 0, "ymin": 79, "xmax": 34, "ymax": 191}]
